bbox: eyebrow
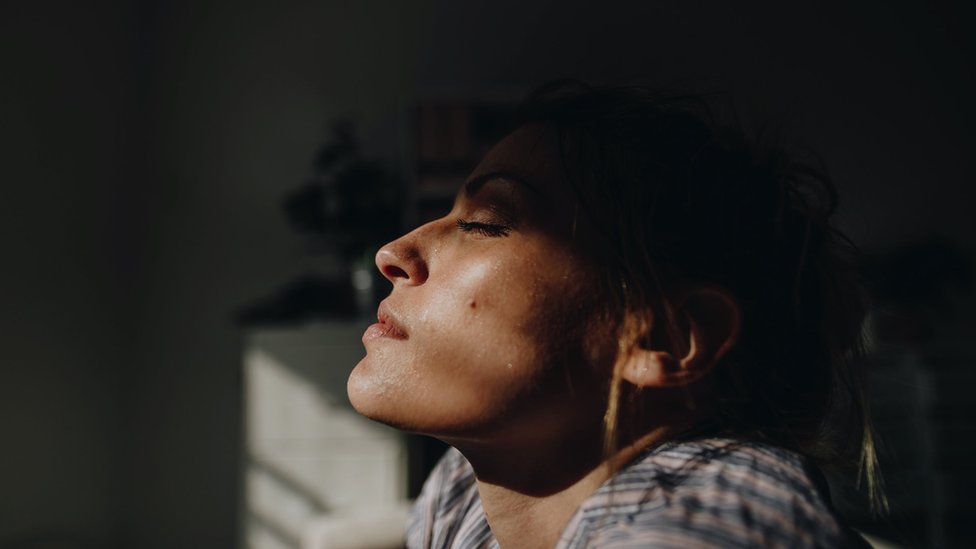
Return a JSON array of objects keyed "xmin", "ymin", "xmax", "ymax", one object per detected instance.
[{"xmin": 463, "ymin": 170, "xmax": 542, "ymax": 197}]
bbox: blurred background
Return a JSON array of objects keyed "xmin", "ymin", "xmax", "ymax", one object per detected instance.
[{"xmin": 2, "ymin": 1, "xmax": 974, "ymax": 548}]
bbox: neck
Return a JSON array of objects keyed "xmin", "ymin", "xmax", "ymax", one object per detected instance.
[{"xmin": 447, "ymin": 426, "xmax": 676, "ymax": 549}]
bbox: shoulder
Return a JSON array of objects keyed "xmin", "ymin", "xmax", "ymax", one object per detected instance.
[{"xmin": 561, "ymin": 438, "xmax": 848, "ymax": 549}]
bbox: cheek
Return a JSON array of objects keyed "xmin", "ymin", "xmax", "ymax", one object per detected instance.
[
  {"xmin": 424, "ymin": 258, "xmax": 538, "ymax": 366},
  {"xmin": 419, "ymin": 256, "xmax": 525, "ymax": 332},
  {"xmin": 431, "ymin": 248, "xmax": 593, "ymax": 388},
  {"xmin": 418, "ymin": 260, "xmax": 493, "ymax": 322}
]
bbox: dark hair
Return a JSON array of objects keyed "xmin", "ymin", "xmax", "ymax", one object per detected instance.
[{"xmin": 517, "ymin": 80, "xmax": 884, "ymax": 510}]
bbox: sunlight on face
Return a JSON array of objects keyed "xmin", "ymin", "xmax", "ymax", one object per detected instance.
[{"xmin": 347, "ymin": 125, "xmax": 615, "ymax": 447}]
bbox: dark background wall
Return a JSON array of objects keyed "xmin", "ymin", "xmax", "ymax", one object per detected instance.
[{"xmin": 2, "ymin": 1, "xmax": 973, "ymax": 548}]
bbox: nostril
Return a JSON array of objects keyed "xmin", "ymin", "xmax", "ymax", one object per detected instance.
[
  {"xmin": 375, "ymin": 234, "xmax": 429, "ymax": 285},
  {"xmin": 383, "ymin": 264, "xmax": 410, "ymax": 280}
]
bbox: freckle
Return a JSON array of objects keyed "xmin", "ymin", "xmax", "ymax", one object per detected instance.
[{"xmin": 469, "ymin": 299, "xmax": 477, "ymax": 309}]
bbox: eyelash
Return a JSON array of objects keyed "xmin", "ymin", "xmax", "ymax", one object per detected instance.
[{"xmin": 456, "ymin": 219, "xmax": 510, "ymax": 237}]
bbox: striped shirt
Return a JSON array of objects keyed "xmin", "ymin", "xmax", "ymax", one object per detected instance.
[{"xmin": 406, "ymin": 437, "xmax": 860, "ymax": 548}]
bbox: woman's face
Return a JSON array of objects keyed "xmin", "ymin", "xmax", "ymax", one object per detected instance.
[{"xmin": 348, "ymin": 125, "xmax": 614, "ymax": 447}]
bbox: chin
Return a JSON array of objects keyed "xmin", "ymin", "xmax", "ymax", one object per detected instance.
[
  {"xmin": 347, "ymin": 363, "xmax": 413, "ymax": 431},
  {"xmin": 347, "ymin": 363, "xmax": 386, "ymax": 418},
  {"xmin": 349, "ymin": 379, "xmax": 468, "ymax": 441},
  {"xmin": 348, "ymin": 355, "xmax": 509, "ymax": 439}
]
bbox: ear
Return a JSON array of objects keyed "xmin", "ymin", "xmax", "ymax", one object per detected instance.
[{"xmin": 620, "ymin": 287, "xmax": 741, "ymax": 388}]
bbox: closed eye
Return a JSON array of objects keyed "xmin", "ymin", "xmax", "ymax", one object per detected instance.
[{"xmin": 456, "ymin": 219, "xmax": 510, "ymax": 237}]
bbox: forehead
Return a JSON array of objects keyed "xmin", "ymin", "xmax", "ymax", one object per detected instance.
[{"xmin": 468, "ymin": 124, "xmax": 576, "ymax": 206}]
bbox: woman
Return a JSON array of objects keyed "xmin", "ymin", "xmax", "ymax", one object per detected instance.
[{"xmin": 348, "ymin": 82, "xmax": 880, "ymax": 548}]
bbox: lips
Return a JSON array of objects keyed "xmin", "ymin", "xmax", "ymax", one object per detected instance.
[{"xmin": 362, "ymin": 300, "xmax": 408, "ymax": 343}]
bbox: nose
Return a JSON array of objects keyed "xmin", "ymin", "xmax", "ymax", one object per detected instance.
[{"xmin": 375, "ymin": 227, "xmax": 430, "ymax": 286}]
